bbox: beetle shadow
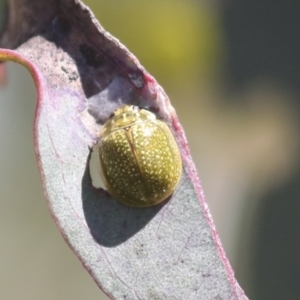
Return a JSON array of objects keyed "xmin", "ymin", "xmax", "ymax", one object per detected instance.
[{"xmin": 81, "ymin": 151, "xmax": 167, "ymax": 247}]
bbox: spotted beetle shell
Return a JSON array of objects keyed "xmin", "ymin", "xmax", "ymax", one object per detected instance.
[{"xmin": 98, "ymin": 105, "xmax": 182, "ymax": 207}]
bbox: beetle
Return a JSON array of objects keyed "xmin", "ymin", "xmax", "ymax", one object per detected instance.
[{"xmin": 98, "ymin": 105, "xmax": 182, "ymax": 207}]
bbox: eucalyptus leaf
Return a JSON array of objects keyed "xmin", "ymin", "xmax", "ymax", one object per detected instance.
[{"xmin": 0, "ymin": 0, "xmax": 247, "ymax": 299}]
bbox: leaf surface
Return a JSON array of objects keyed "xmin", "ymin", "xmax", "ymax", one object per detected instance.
[{"xmin": 0, "ymin": 1, "xmax": 247, "ymax": 299}]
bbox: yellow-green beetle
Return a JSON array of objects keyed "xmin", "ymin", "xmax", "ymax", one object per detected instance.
[{"xmin": 98, "ymin": 105, "xmax": 182, "ymax": 207}]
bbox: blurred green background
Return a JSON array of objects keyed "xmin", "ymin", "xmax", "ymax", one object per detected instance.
[{"xmin": 1, "ymin": 0, "xmax": 300, "ymax": 299}]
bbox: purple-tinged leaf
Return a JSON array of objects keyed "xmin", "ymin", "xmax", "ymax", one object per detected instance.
[
  {"xmin": 0, "ymin": 63, "xmax": 6, "ymax": 85},
  {"xmin": 0, "ymin": 0, "xmax": 248, "ymax": 299}
]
